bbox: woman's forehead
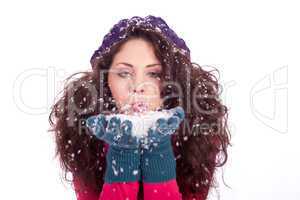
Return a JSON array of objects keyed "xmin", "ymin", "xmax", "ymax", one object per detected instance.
[{"xmin": 115, "ymin": 39, "xmax": 159, "ymax": 58}]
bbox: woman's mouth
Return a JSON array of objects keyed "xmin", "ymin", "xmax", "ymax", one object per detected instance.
[{"xmin": 131, "ymin": 101, "xmax": 149, "ymax": 113}]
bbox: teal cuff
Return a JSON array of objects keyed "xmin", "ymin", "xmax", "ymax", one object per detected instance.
[
  {"xmin": 141, "ymin": 139, "xmax": 176, "ymax": 183},
  {"xmin": 104, "ymin": 145, "xmax": 141, "ymax": 183}
]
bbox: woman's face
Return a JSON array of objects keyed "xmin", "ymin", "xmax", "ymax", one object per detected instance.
[{"xmin": 108, "ymin": 38, "xmax": 163, "ymax": 114}]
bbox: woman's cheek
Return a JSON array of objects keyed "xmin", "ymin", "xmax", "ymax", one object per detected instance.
[
  {"xmin": 143, "ymin": 79, "xmax": 162, "ymax": 109},
  {"xmin": 145, "ymin": 79, "xmax": 161, "ymax": 96},
  {"xmin": 110, "ymin": 80, "xmax": 131, "ymax": 105}
]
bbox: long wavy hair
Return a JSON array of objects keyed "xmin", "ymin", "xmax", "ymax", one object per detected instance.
[{"xmin": 48, "ymin": 27, "xmax": 231, "ymax": 200}]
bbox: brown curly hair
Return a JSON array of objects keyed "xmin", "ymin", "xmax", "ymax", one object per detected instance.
[{"xmin": 48, "ymin": 28, "xmax": 231, "ymax": 200}]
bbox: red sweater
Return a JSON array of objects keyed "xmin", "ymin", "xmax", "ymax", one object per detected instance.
[
  {"xmin": 73, "ymin": 178, "xmax": 183, "ymax": 200},
  {"xmin": 72, "ymin": 144, "xmax": 185, "ymax": 200}
]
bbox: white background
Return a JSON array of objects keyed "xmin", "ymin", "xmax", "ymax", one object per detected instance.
[{"xmin": 0, "ymin": 0, "xmax": 299, "ymax": 199}]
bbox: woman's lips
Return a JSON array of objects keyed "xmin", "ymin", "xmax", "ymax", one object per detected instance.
[
  {"xmin": 131, "ymin": 102, "xmax": 149, "ymax": 113},
  {"xmin": 119, "ymin": 101, "xmax": 149, "ymax": 115}
]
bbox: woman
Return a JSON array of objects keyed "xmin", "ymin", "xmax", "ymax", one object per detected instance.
[{"xmin": 48, "ymin": 15, "xmax": 230, "ymax": 200}]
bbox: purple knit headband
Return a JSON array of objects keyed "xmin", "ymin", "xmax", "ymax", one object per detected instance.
[{"xmin": 90, "ymin": 15, "xmax": 190, "ymax": 67}]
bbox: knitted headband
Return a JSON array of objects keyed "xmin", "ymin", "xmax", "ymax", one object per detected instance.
[{"xmin": 90, "ymin": 15, "xmax": 190, "ymax": 68}]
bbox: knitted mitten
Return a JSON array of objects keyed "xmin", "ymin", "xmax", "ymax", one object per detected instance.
[
  {"xmin": 86, "ymin": 114, "xmax": 141, "ymax": 183},
  {"xmin": 140, "ymin": 106, "xmax": 185, "ymax": 183}
]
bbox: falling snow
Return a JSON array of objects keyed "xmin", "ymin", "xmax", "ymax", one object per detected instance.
[
  {"xmin": 132, "ymin": 170, "xmax": 138, "ymax": 175},
  {"xmin": 112, "ymin": 166, "xmax": 118, "ymax": 176}
]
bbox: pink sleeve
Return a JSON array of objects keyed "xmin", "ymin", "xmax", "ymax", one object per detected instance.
[
  {"xmin": 99, "ymin": 182, "xmax": 139, "ymax": 200},
  {"xmin": 143, "ymin": 178, "xmax": 182, "ymax": 200},
  {"xmin": 73, "ymin": 176, "xmax": 139, "ymax": 200}
]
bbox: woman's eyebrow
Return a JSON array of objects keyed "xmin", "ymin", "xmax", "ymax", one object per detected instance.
[{"xmin": 116, "ymin": 62, "xmax": 161, "ymax": 68}]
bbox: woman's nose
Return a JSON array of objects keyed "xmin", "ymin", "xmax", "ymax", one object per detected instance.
[
  {"xmin": 133, "ymin": 87, "xmax": 144, "ymax": 94},
  {"xmin": 132, "ymin": 74, "xmax": 146, "ymax": 94}
]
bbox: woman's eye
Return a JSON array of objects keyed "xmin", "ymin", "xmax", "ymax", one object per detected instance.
[
  {"xmin": 117, "ymin": 71, "xmax": 131, "ymax": 78},
  {"xmin": 148, "ymin": 72, "xmax": 162, "ymax": 78}
]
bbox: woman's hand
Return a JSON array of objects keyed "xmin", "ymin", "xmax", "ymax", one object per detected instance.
[
  {"xmin": 84, "ymin": 106, "xmax": 185, "ymax": 183},
  {"xmin": 85, "ymin": 114, "xmax": 140, "ymax": 149},
  {"xmin": 85, "ymin": 114, "xmax": 141, "ymax": 183},
  {"xmin": 140, "ymin": 106, "xmax": 185, "ymax": 150},
  {"xmin": 140, "ymin": 106, "xmax": 185, "ymax": 183}
]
